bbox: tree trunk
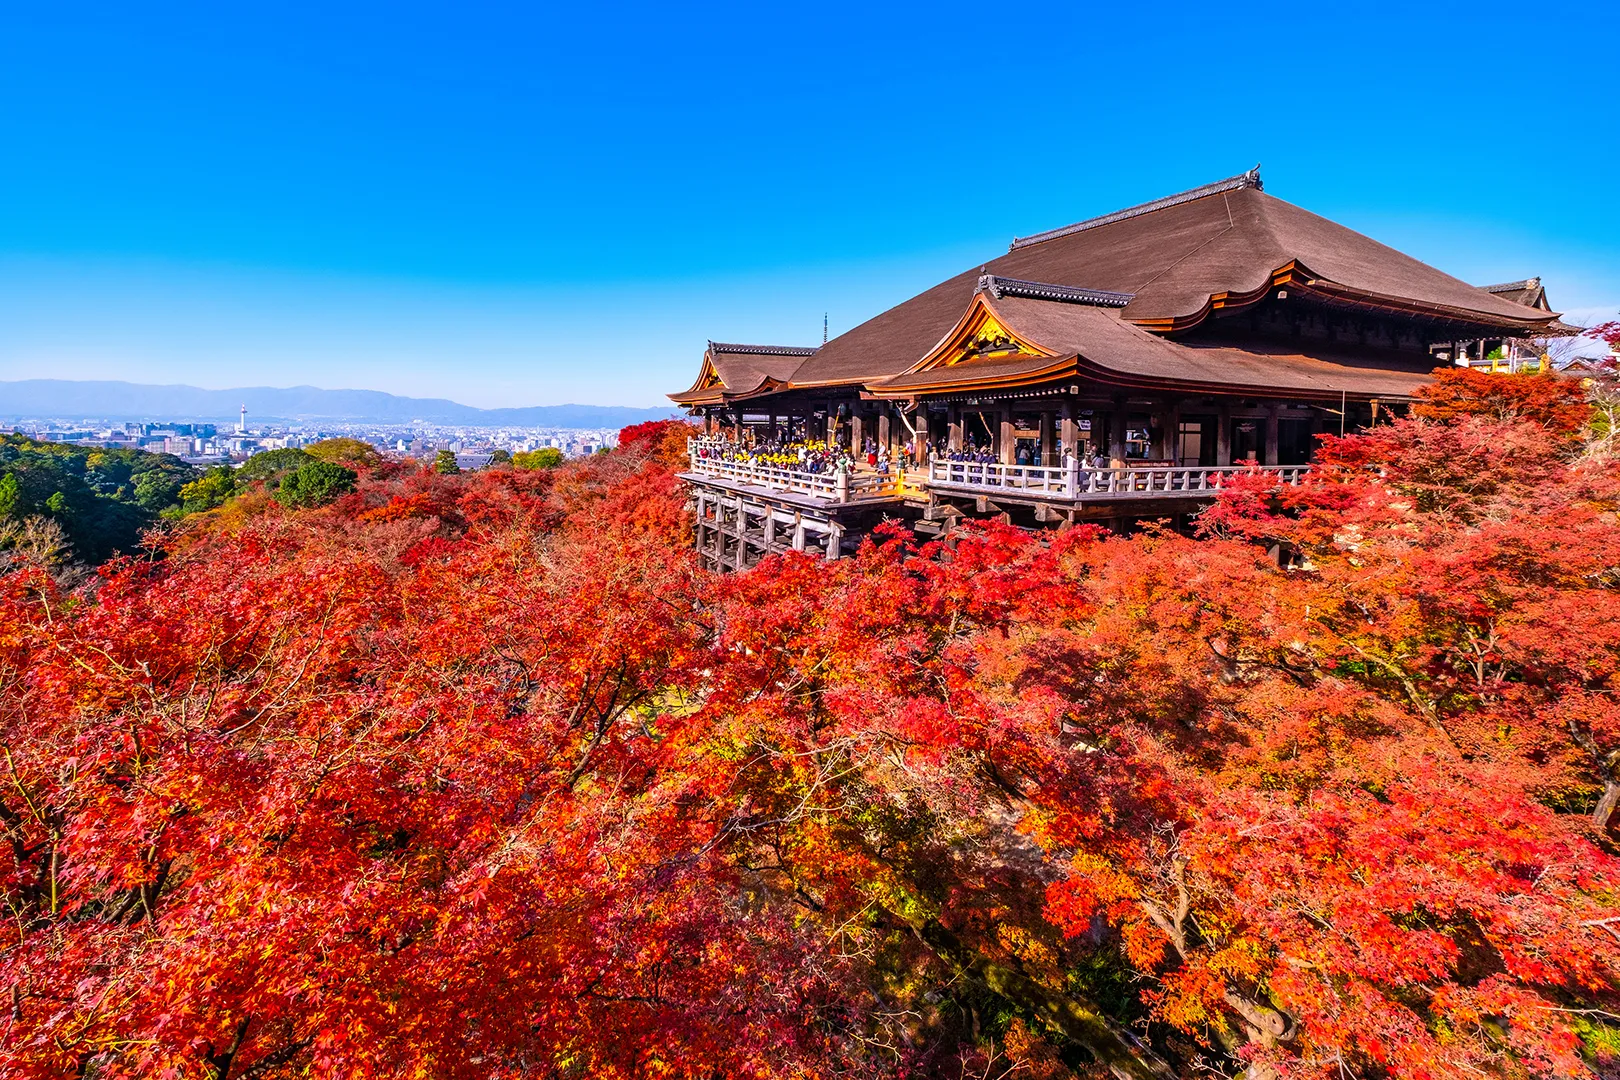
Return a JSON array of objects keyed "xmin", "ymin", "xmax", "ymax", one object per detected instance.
[
  {"xmin": 1594, "ymin": 780, "xmax": 1620, "ymax": 832},
  {"xmin": 207, "ymin": 1016, "xmax": 251, "ymax": 1080},
  {"xmin": 915, "ymin": 920, "xmax": 1172, "ymax": 1080}
]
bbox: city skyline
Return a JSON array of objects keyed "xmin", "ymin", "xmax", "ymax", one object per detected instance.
[{"xmin": 3, "ymin": 2, "xmax": 1617, "ymax": 407}]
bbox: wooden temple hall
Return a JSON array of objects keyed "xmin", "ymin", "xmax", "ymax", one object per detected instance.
[{"xmin": 671, "ymin": 169, "xmax": 1564, "ymax": 570}]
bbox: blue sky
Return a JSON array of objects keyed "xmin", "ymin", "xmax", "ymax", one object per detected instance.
[{"xmin": 2, "ymin": 1, "xmax": 1616, "ymax": 408}]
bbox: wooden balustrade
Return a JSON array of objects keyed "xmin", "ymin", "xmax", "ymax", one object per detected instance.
[
  {"xmin": 928, "ymin": 459, "xmax": 1308, "ymax": 497},
  {"xmin": 930, "ymin": 460, "xmax": 1072, "ymax": 494},
  {"xmin": 687, "ymin": 440, "xmax": 1308, "ymax": 503}
]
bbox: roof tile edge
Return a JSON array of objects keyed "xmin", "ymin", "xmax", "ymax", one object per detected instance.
[
  {"xmin": 976, "ymin": 274, "xmax": 1135, "ymax": 308},
  {"xmin": 708, "ymin": 342, "xmax": 819, "ymax": 356},
  {"xmin": 1009, "ymin": 166, "xmax": 1263, "ymax": 251},
  {"xmin": 1481, "ymin": 278, "xmax": 1541, "ymax": 294}
]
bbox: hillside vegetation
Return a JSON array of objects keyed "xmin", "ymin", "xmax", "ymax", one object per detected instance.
[
  {"xmin": 2, "ymin": 373, "xmax": 1620, "ymax": 1079},
  {"xmin": 0, "ymin": 434, "xmax": 195, "ymax": 563}
]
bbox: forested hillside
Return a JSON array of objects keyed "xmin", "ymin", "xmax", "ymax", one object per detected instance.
[
  {"xmin": 3, "ymin": 368, "xmax": 1620, "ymax": 1079},
  {"xmin": 0, "ymin": 434, "xmax": 195, "ymax": 563}
]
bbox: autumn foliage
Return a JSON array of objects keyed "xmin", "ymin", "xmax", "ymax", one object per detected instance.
[{"xmin": 3, "ymin": 381, "xmax": 1620, "ymax": 1079}]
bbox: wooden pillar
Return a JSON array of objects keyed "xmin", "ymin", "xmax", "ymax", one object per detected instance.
[
  {"xmin": 1059, "ymin": 399, "xmax": 1077, "ymax": 459},
  {"xmin": 731, "ymin": 411, "xmax": 743, "ymax": 441},
  {"xmin": 1150, "ymin": 404, "xmax": 1170, "ymax": 461},
  {"xmin": 1163, "ymin": 404, "xmax": 1181, "ymax": 464},
  {"xmin": 850, "ymin": 413, "xmax": 864, "ymax": 454},
  {"xmin": 1216, "ymin": 404, "xmax": 1232, "ymax": 466},
  {"xmin": 948, "ymin": 405, "xmax": 963, "ymax": 452},
  {"xmin": 1264, "ymin": 406, "xmax": 1280, "ymax": 466},
  {"xmin": 878, "ymin": 413, "xmax": 891, "ymax": 455},
  {"xmin": 999, "ymin": 409, "xmax": 1015, "ymax": 465},
  {"xmin": 915, "ymin": 409, "xmax": 930, "ymax": 460},
  {"xmin": 1108, "ymin": 399, "xmax": 1126, "ymax": 465},
  {"xmin": 1039, "ymin": 411, "xmax": 1054, "ymax": 467}
]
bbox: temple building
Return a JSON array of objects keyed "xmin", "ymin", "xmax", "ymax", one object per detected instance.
[{"xmin": 671, "ymin": 169, "xmax": 1563, "ymax": 570}]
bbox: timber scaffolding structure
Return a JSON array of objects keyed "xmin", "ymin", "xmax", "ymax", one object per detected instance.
[
  {"xmin": 684, "ymin": 437, "xmax": 1310, "ymax": 570},
  {"xmin": 672, "ymin": 169, "xmax": 1567, "ymax": 572}
]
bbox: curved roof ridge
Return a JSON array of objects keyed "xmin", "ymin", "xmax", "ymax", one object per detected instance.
[{"xmin": 1010, "ymin": 166, "xmax": 1262, "ymax": 251}]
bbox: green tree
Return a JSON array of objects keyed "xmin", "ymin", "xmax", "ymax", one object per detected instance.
[
  {"xmin": 433, "ymin": 450, "xmax": 461, "ymax": 475},
  {"xmin": 305, "ymin": 438, "xmax": 383, "ymax": 470},
  {"xmin": 512, "ymin": 447, "xmax": 564, "ymax": 470},
  {"xmin": 0, "ymin": 435, "xmax": 194, "ymax": 562},
  {"xmin": 274, "ymin": 461, "xmax": 357, "ymax": 509},
  {"xmin": 239, "ymin": 448, "xmax": 315, "ymax": 485},
  {"xmin": 177, "ymin": 466, "xmax": 238, "ymax": 514},
  {"xmin": 488, "ymin": 448, "xmax": 512, "ymax": 465},
  {"xmin": 131, "ymin": 471, "xmax": 184, "ymax": 511}
]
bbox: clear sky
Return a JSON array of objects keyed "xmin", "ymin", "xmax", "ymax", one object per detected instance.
[{"xmin": 2, "ymin": 1, "xmax": 1616, "ymax": 408}]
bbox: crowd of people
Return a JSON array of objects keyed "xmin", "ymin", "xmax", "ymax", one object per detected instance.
[
  {"xmin": 691, "ymin": 435, "xmax": 917, "ymax": 476},
  {"xmin": 931, "ymin": 438, "xmax": 1110, "ymax": 471},
  {"xmin": 693, "ymin": 433, "xmax": 1115, "ymax": 479}
]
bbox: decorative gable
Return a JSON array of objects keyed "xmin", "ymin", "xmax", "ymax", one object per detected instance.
[
  {"xmin": 906, "ymin": 291, "xmax": 1054, "ymax": 375},
  {"xmin": 695, "ymin": 355, "xmax": 724, "ymax": 390}
]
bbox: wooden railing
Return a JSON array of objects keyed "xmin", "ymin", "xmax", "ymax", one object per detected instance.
[
  {"xmin": 929, "ymin": 459, "xmax": 1308, "ymax": 498},
  {"xmin": 930, "ymin": 460, "xmax": 1072, "ymax": 495},
  {"xmin": 688, "ymin": 440, "xmax": 1308, "ymax": 503}
]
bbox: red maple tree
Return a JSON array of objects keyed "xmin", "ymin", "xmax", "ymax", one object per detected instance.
[{"xmin": 3, "ymin": 402, "xmax": 1618, "ymax": 1079}]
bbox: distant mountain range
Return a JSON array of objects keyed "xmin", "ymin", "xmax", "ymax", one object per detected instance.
[{"xmin": 0, "ymin": 380, "xmax": 677, "ymax": 427}]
